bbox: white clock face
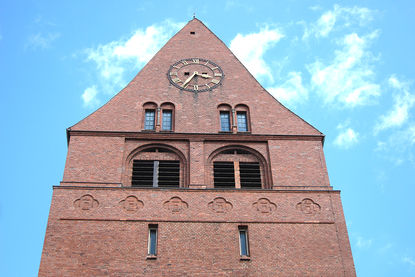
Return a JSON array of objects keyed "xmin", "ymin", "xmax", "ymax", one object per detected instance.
[{"xmin": 167, "ymin": 58, "xmax": 224, "ymax": 92}]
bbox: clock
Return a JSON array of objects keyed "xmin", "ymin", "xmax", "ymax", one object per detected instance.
[{"xmin": 167, "ymin": 58, "xmax": 224, "ymax": 92}]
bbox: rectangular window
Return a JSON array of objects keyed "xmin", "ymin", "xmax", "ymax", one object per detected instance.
[
  {"xmin": 162, "ymin": 110, "xmax": 172, "ymax": 131},
  {"xmin": 237, "ymin": 111, "xmax": 248, "ymax": 132},
  {"xmin": 132, "ymin": 160, "xmax": 180, "ymax": 188},
  {"xmin": 213, "ymin": 161, "xmax": 235, "ymax": 188},
  {"xmin": 220, "ymin": 111, "xmax": 231, "ymax": 131},
  {"xmin": 148, "ymin": 224, "xmax": 158, "ymax": 256},
  {"xmin": 239, "ymin": 226, "xmax": 249, "ymax": 257},
  {"xmin": 144, "ymin": 109, "xmax": 155, "ymax": 130}
]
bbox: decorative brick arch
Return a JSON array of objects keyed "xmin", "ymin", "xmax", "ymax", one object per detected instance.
[
  {"xmin": 123, "ymin": 143, "xmax": 188, "ymax": 187},
  {"xmin": 207, "ymin": 145, "xmax": 272, "ymax": 189}
]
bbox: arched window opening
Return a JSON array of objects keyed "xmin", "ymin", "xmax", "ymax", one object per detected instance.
[
  {"xmin": 160, "ymin": 102, "xmax": 175, "ymax": 131},
  {"xmin": 217, "ymin": 104, "xmax": 232, "ymax": 132},
  {"xmin": 127, "ymin": 145, "xmax": 186, "ymax": 188},
  {"xmin": 210, "ymin": 146, "xmax": 268, "ymax": 189},
  {"xmin": 142, "ymin": 102, "xmax": 158, "ymax": 131},
  {"xmin": 235, "ymin": 104, "xmax": 250, "ymax": 132}
]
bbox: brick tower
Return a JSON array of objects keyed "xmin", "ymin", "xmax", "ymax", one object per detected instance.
[{"xmin": 39, "ymin": 18, "xmax": 355, "ymax": 276}]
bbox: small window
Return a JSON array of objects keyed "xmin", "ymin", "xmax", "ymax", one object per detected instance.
[
  {"xmin": 144, "ymin": 109, "xmax": 155, "ymax": 130},
  {"xmin": 237, "ymin": 111, "xmax": 248, "ymax": 132},
  {"xmin": 148, "ymin": 224, "xmax": 158, "ymax": 257},
  {"xmin": 220, "ymin": 111, "xmax": 231, "ymax": 132},
  {"xmin": 239, "ymin": 226, "xmax": 249, "ymax": 257},
  {"xmin": 190, "ymin": 31, "xmax": 195, "ymax": 35},
  {"xmin": 162, "ymin": 110, "xmax": 172, "ymax": 131}
]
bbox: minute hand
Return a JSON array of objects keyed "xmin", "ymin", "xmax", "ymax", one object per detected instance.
[{"xmin": 183, "ymin": 72, "xmax": 197, "ymax": 87}]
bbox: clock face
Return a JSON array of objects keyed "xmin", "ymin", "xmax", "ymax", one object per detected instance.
[{"xmin": 167, "ymin": 58, "xmax": 224, "ymax": 92}]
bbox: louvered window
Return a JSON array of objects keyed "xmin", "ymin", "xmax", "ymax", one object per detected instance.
[
  {"xmin": 213, "ymin": 161, "xmax": 261, "ymax": 189},
  {"xmin": 213, "ymin": 161, "xmax": 235, "ymax": 188},
  {"xmin": 132, "ymin": 160, "xmax": 180, "ymax": 188}
]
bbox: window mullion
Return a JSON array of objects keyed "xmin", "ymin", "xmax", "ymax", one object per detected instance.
[
  {"xmin": 153, "ymin": 161, "xmax": 159, "ymax": 187},
  {"xmin": 234, "ymin": 161, "xmax": 241, "ymax": 189}
]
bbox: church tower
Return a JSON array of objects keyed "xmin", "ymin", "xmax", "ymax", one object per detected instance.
[{"xmin": 39, "ymin": 18, "xmax": 355, "ymax": 276}]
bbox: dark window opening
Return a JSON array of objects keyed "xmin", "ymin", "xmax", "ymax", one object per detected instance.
[
  {"xmin": 190, "ymin": 31, "xmax": 195, "ymax": 35},
  {"xmin": 144, "ymin": 109, "xmax": 155, "ymax": 130},
  {"xmin": 148, "ymin": 224, "xmax": 158, "ymax": 256},
  {"xmin": 132, "ymin": 160, "xmax": 180, "ymax": 188},
  {"xmin": 240, "ymin": 162, "xmax": 261, "ymax": 189},
  {"xmin": 213, "ymin": 161, "xmax": 235, "ymax": 188},
  {"xmin": 184, "ymin": 72, "xmax": 190, "ymax": 76},
  {"xmin": 239, "ymin": 226, "xmax": 249, "ymax": 256},
  {"xmin": 220, "ymin": 111, "xmax": 231, "ymax": 131},
  {"xmin": 237, "ymin": 111, "xmax": 248, "ymax": 132},
  {"xmin": 162, "ymin": 110, "xmax": 172, "ymax": 131}
]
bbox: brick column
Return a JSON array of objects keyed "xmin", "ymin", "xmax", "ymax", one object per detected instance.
[{"xmin": 189, "ymin": 140, "xmax": 205, "ymax": 188}]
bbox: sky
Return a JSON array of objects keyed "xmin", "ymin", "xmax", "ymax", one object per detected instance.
[{"xmin": 1, "ymin": 0, "xmax": 415, "ymax": 276}]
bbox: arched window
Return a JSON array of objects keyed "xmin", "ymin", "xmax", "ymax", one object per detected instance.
[
  {"xmin": 160, "ymin": 102, "xmax": 175, "ymax": 131},
  {"xmin": 209, "ymin": 146, "xmax": 270, "ymax": 189},
  {"xmin": 125, "ymin": 144, "xmax": 187, "ymax": 188},
  {"xmin": 235, "ymin": 104, "xmax": 250, "ymax": 132},
  {"xmin": 142, "ymin": 102, "xmax": 157, "ymax": 131},
  {"xmin": 217, "ymin": 104, "xmax": 232, "ymax": 132}
]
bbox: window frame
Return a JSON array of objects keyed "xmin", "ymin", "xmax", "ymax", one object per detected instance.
[
  {"xmin": 144, "ymin": 109, "xmax": 156, "ymax": 130},
  {"xmin": 147, "ymin": 224, "xmax": 158, "ymax": 258},
  {"xmin": 219, "ymin": 111, "xmax": 231, "ymax": 132},
  {"xmin": 236, "ymin": 111, "xmax": 248, "ymax": 132},
  {"xmin": 161, "ymin": 109, "xmax": 173, "ymax": 131},
  {"xmin": 238, "ymin": 226, "xmax": 250, "ymax": 258}
]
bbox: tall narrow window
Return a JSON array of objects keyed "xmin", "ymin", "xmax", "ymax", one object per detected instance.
[
  {"xmin": 144, "ymin": 109, "xmax": 155, "ymax": 130},
  {"xmin": 239, "ymin": 226, "xmax": 249, "ymax": 257},
  {"xmin": 220, "ymin": 111, "xmax": 231, "ymax": 131},
  {"xmin": 148, "ymin": 224, "xmax": 158, "ymax": 257},
  {"xmin": 162, "ymin": 110, "xmax": 172, "ymax": 131},
  {"xmin": 237, "ymin": 111, "xmax": 248, "ymax": 132}
]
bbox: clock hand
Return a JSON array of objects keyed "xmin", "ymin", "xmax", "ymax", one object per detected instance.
[
  {"xmin": 183, "ymin": 71, "xmax": 197, "ymax": 87},
  {"xmin": 197, "ymin": 73, "xmax": 212, "ymax": 78}
]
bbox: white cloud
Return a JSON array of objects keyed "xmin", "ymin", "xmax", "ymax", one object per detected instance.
[
  {"xmin": 355, "ymin": 236, "xmax": 373, "ymax": 249},
  {"xmin": 303, "ymin": 5, "xmax": 374, "ymax": 39},
  {"xmin": 81, "ymin": 86, "xmax": 99, "ymax": 107},
  {"xmin": 308, "ymin": 31, "xmax": 380, "ymax": 107},
  {"xmin": 267, "ymin": 71, "xmax": 308, "ymax": 106},
  {"xmin": 334, "ymin": 121, "xmax": 359, "ymax": 149},
  {"xmin": 374, "ymin": 76, "xmax": 415, "ymax": 133},
  {"xmin": 82, "ymin": 20, "xmax": 184, "ymax": 105},
  {"xmin": 25, "ymin": 32, "xmax": 60, "ymax": 50},
  {"xmin": 229, "ymin": 26, "xmax": 284, "ymax": 84}
]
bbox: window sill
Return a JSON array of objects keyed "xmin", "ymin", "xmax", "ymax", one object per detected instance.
[
  {"xmin": 237, "ymin": 131, "xmax": 251, "ymax": 134},
  {"xmin": 141, "ymin": 129, "xmax": 156, "ymax": 132},
  {"xmin": 218, "ymin": 131, "xmax": 232, "ymax": 133},
  {"xmin": 240, "ymin": 255, "xmax": 251, "ymax": 261},
  {"xmin": 160, "ymin": 130, "xmax": 174, "ymax": 133},
  {"xmin": 146, "ymin": 255, "xmax": 157, "ymax": 260}
]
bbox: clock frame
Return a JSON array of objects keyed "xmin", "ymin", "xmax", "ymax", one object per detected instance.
[{"xmin": 167, "ymin": 58, "xmax": 224, "ymax": 92}]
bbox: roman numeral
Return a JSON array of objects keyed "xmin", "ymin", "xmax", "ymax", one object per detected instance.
[
  {"xmin": 212, "ymin": 79, "xmax": 220, "ymax": 84},
  {"xmin": 173, "ymin": 65, "xmax": 180, "ymax": 69},
  {"xmin": 193, "ymin": 85, "xmax": 199, "ymax": 90},
  {"xmin": 182, "ymin": 60, "xmax": 189, "ymax": 65},
  {"xmin": 172, "ymin": 78, "xmax": 181, "ymax": 83},
  {"xmin": 210, "ymin": 66, "xmax": 218, "ymax": 70},
  {"xmin": 214, "ymin": 73, "xmax": 222, "ymax": 77},
  {"xmin": 192, "ymin": 58, "xmax": 199, "ymax": 64},
  {"xmin": 169, "ymin": 71, "xmax": 178, "ymax": 76}
]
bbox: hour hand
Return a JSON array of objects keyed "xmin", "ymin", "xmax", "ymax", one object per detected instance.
[{"xmin": 197, "ymin": 73, "xmax": 212, "ymax": 78}]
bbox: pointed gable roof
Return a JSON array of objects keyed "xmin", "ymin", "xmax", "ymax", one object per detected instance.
[{"xmin": 71, "ymin": 18, "xmax": 322, "ymax": 136}]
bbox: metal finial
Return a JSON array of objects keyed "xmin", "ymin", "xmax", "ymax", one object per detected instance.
[{"xmin": 193, "ymin": 13, "xmax": 195, "ymax": 19}]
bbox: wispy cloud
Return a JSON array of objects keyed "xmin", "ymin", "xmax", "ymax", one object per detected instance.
[
  {"xmin": 355, "ymin": 235, "xmax": 373, "ymax": 249},
  {"xmin": 229, "ymin": 26, "xmax": 284, "ymax": 84},
  {"xmin": 307, "ymin": 31, "xmax": 381, "ymax": 107},
  {"xmin": 267, "ymin": 71, "xmax": 308, "ymax": 107},
  {"xmin": 334, "ymin": 122, "xmax": 359, "ymax": 149},
  {"xmin": 81, "ymin": 20, "xmax": 184, "ymax": 107},
  {"xmin": 25, "ymin": 32, "xmax": 60, "ymax": 50},
  {"xmin": 374, "ymin": 76, "xmax": 415, "ymax": 133},
  {"xmin": 403, "ymin": 256, "xmax": 415, "ymax": 267},
  {"xmin": 81, "ymin": 86, "xmax": 99, "ymax": 108},
  {"xmin": 303, "ymin": 5, "xmax": 374, "ymax": 39}
]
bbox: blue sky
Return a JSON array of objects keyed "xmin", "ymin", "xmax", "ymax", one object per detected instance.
[{"xmin": 1, "ymin": 0, "xmax": 415, "ymax": 276}]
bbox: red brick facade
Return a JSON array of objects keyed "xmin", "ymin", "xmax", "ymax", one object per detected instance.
[{"xmin": 39, "ymin": 18, "xmax": 355, "ymax": 276}]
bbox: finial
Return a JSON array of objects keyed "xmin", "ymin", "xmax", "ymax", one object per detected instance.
[{"xmin": 193, "ymin": 13, "xmax": 195, "ymax": 19}]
